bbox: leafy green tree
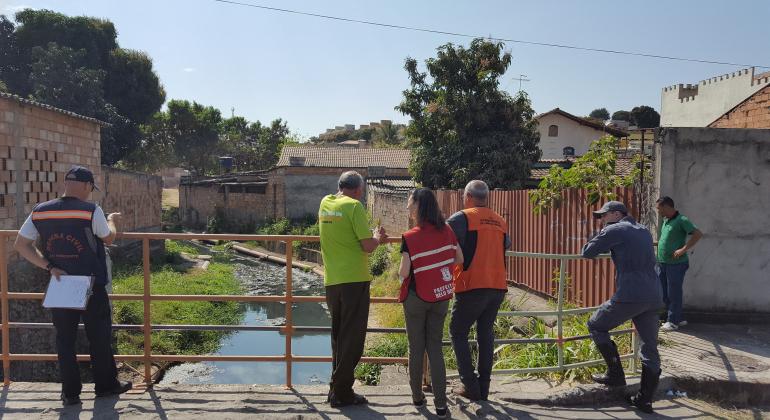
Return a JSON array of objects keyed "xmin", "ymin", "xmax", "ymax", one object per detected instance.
[
  {"xmin": 0, "ymin": 16, "xmax": 23, "ymax": 92},
  {"xmin": 611, "ymin": 110, "xmax": 632, "ymax": 122},
  {"xmin": 166, "ymin": 100, "xmax": 223, "ymax": 175},
  {"xmin": 630, "ymin": 105, "xmax": 660, "ymax": 128},
  {"xmin": 588, "ymin": 108, "xmax": 610, "ymax": 121},
  {"xmin": 529, "ymin": 136, "xmax": 639, "ymax": 214},
  {"xmin": 396, "ymin": 38, "xmax": 541, "ymax": 189},
  {"xmin": 104, "ymin": 49, "xmax": 165, "ymax": 123},
  {"xmin": 1, "ymin": 9, "xmax": 165, "ymax": 165},
  {"xmin": 28, "ymin": 42, "xmax": 105, "ymax": 116}
]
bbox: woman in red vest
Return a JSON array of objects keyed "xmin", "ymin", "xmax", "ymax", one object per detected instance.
[{"xmin": 398, "ymin": 188, "xmax": 463, "ymax": 419}]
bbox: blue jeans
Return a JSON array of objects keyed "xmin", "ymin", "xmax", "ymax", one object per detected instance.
[
  {"xmin": 658, "ymin": 262, "xmax": 689, "ymax": 324},
  {"xmin": 449, "ymin": 288, "xmax": 505, "ymax": 398}
]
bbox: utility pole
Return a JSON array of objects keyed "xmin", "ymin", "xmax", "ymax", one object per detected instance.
[{"xmin": 231, "ymin": 107, "xmax": 235, "ymax": 118}]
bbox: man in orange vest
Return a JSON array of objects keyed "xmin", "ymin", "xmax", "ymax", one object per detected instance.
[{"xmin": 447, "ymin": 180, "xmax": 510, "ymax": 401}]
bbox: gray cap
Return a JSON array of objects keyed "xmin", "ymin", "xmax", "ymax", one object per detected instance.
[{"xmin": 592, "ymin": 201, "xmax": 628, "ymax": 219}]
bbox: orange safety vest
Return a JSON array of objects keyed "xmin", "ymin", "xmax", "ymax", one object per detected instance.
[
  {"xmin": 399, "ymin": 225, "xmax": 458, "ymax": 303},
  {"xmin": 453, "ymin": 207, "xmax": 508, "ymax": 293}
]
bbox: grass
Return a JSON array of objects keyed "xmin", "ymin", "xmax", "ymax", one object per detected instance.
[{"xmin": 112, "ymin": 240, "xmax": 244, "ymax": 359}]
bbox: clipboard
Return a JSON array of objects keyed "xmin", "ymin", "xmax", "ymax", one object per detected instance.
[{"xmin": 42, "ymin": 275, "xmax": 94, "ymax": 310}]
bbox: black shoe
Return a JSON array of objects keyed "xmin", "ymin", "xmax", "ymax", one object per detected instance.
[
  {"xmin": 329, "ymin": 392, "xmax": 368, "ymax": 408},
  {"xmin": 95, "ymin": 380, "xmax": 132, "ymax": 397},
  {"xmin": 627, "ymin": 366, "xmax": 661, "ymax": 414},
  {"xmin": 592, "ymin": 341, "xmax": 626, "ymax": 387},
  {"xmin": 412, "ymin": 397, "xmax": 426, "ymax": 407},
  {"xmin": 61, "ymin": 394, "xmax": 81, "ymax": 406},
  {"xmin": 436, "ymin": 407, "xmax": 448, "ymax": 418}
]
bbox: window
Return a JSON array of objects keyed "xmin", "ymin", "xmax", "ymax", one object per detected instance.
[
  {"xmin": 548, "ymin": 125, "xmax": 559, "ymax": 137},
  {"xmin": 563, "ymin": 146, "xmax": 575, "ymax": 157}
]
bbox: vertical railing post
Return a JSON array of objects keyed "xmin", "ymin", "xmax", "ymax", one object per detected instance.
[
  {"xmin": 142, "ymin": 238, "xmax": 152, "ymax": 387},
  {"xmin": 284, "ymin": 240, "xmax": 293, "ymax": 389},
  {"xmin": 556, "ymin": 258, "xmax": 566, "ymax": 370},
  {"xmin": 1, "ymin": 235, "xmax": 11, "ymax": 385}
]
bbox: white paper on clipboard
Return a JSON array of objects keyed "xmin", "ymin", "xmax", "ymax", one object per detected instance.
[{"xmin": 42, "ymin": 275, "xmax": 93, "ymax": 310}]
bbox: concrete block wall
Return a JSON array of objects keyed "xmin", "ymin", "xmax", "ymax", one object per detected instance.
[
  {"xmin": 654, "ymin": 127, "xmax": 770, "ymax": 313},
  {"xmin": 709, "ymin": 85, "xmax": 770, "ymax": 128}
]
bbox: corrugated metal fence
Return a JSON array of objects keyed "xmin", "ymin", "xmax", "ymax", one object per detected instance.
[{"xmin": 434, "ymin": 188, "xmax": 638, "ymax": 307}]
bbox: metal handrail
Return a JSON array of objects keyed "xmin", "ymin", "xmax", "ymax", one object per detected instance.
[{"xmin": 0, "ymin": 231, "xmax": 636, "ymax": 388}]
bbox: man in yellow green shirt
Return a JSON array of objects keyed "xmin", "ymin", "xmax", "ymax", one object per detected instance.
[
  {"xmin": 656, "ymin": 196, "xmax": 703, "ymax": 331},
  {"xmin": 319, "ymin": 170, "xmax": 387, "ymax": 407}
]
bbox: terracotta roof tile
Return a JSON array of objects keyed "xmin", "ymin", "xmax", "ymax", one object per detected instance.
[{"xmin": 277, "ymin": 146, "xmax": 410, "ymax": 169}]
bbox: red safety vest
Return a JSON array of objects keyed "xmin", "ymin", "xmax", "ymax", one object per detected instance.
[{"xmin": 399, "ymin": 224, "xmax": 458, "ymax": 303}]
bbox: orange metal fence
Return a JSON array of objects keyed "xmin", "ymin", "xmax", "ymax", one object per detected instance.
[
  {"xmin": 435, "ymin": 187, "xmax": 638, "ymax": 306},
  {"xmin": 0, "ymin": 232, "xmax": 404, "ymax": 388}
]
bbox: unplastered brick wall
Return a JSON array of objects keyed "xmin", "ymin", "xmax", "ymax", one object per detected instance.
[
  {"xmin": 709, "ymin": 85, "xmax": 770, "ymax": 128},
  {"xmin": 180, "ymin": 183, "xmax": 274, "ymax": 230},
  {"xmin": 367, "ymin": 190, "xmax": 410, "ymax": 236},
  {"xmin": 1, "ymin": 95, "xmax": 102, "ymax": 264},
  {"xmin": 101, "ymin": 167, "xmax": 162, "ymax": 232}
]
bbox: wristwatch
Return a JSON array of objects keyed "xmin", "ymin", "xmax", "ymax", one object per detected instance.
[{"xmin": 45, "ymin": 262, "xmax": 54, "ymax": 272}]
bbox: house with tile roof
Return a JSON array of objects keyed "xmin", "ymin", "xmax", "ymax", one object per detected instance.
[
  {"xmin": 536, "ymin": 108, "xmax": 629, "ymax": 160},
  {"xmin": 272, "ymin": 145, "xmax": 411, "ymax": 219}
]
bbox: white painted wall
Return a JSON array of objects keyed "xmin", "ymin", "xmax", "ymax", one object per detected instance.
[
  {"xmin": 536, "ymin": 113, "xmax": 611, "ymax": 159},
  {"xmin": 660, "ymin": 68, "xmax": 770, "ymax": 127},
  {"xmin": 654, "ymin": 127, "xmax": 770, "ymax": 313}
]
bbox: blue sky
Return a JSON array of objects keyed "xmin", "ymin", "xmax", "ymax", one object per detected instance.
[{"xmin": 2, "ymin": 0, "xmax": 768, "ymax": 138}]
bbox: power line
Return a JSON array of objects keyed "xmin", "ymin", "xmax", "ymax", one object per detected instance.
[{"xmin": 213, "ymin": 0, "xmax": 769, "ymax": 69}]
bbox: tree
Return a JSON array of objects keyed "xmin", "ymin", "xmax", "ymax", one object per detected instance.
[
  {"xmin": 630, "ymin": 105, "xmax": 660, "ymax": 128},
  {"xmin": 611, "ymin": 110, "xmax": 632, "ymax": 122},
  {"xmin": 372, "ymin": 121, "xmax": 403, "ymax": 147},
  {"xmin": 0, "ymin": 16, "xmax": 23, "ymax": 92},
  {"xmin": 529, "ymin": 136, "xmax": 642, "ymax": 214},
  {"xmin": 588, "ymin": 108, "xmax": 610, "ymax": 121},
  {"xmin": 396, "ymin": 38, "xmax": 541, "ymax": 189},
  {"xmin": 28, "ymin": 43, "xmax": 105, "ymax": 116},
  {"xmin": 2, "ymin": 9, "xmax": 164, "ymax": 165},
  {"xmin": 166, "ymin": 100, "xmax": 223, "ymax": 175}
]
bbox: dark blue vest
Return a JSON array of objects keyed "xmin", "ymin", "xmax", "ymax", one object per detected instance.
[{"xmin": 31, "ymin": 197, "xmax": 108, "ymax": 286}]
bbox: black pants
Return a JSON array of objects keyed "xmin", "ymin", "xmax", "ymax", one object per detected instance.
[
  {"xmin": 325, "ymin": 281, "xmax": 370, "ymax": 401},
  {"xmin": 449, "ymin": 288, "xmax": 506, "ymax": 396},
  {"xmin": 51, "ymin": 285, "xmax": 119, "ymax": 398}
]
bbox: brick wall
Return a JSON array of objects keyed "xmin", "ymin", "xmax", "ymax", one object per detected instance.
[
  {"xmin": 1, "ymin": 96, "xmax": 102, "ymax": 265},
  {"xmin": 0, "ymin": 96, "xmax": 163, "ymax": 381},
  {"xmin": 709, "ymin": 85, "xmax": 770, "ymax": 128},
  {"xmin": 180, "ymin": 183, "xmax": 273, "ymax": 231},
  {"xmin": 102, "ymin": 167, "xmax": 162, "ymax": 232},
  {"xmin": 367, "ymin": 190, "xmax": 410, "ymax": 236}
]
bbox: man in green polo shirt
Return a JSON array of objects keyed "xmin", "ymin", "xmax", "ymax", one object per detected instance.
[
  {"xmin": 319, "ymin": 170, "xmax": 386, "ymax": 407},
  {"xmin": 656, "ymin": 196, "xmax": 703, "ymax": 331}
]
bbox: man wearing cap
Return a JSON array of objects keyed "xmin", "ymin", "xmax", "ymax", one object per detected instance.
[
  {"xmin": 581, "ymin": 201, "xmax": 663, "ymax": 414},
  {"xmin": 14, "ymin": 166, "xmax": 132, "ymax": 406}
]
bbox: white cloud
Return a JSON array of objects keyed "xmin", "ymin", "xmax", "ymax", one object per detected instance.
[{"xmin": 183, "ymin": 67, "xmax": 196, "ymax": 73}]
